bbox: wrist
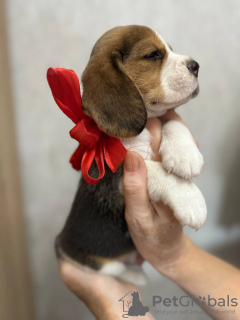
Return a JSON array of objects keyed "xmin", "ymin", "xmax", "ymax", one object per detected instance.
[
  {"xmin": 83, "ymin": 290, "xmax": 123, "ymax": 320},
  {"xmin": 154, "ymin": 236, "xmax": 196, "ymax": 281}
]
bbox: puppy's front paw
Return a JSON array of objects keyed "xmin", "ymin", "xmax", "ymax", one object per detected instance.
[
  {"xmin": 160, "ymin": 120, "xmax": 204, "ymax": 179},
  {"xmin": 169, "ymin": 180, "xmax": 207, "ymax": 230}
]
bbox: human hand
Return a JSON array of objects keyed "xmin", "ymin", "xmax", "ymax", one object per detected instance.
[
  {"xmin": 123, "ymin": 114, "xmax": 193, "ymax": 273},
  {"xmin": 59, "ymin": 259, "xmax": 155, "ymax": 320}
]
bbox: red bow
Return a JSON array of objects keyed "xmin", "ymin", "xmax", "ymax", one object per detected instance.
[{"xmin": 47, "ymin": 68, "xmax": 127, "ymax": 185}]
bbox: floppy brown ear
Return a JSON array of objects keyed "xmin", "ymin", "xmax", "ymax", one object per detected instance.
[{"xmin": 81, "ymin": 51, "xmax": 147, "ymax": 138}]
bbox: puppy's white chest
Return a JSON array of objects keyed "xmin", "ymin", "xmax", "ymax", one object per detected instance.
[{"xmin": 120, "ymin": 129, "xmax": 153, "ymax": 160}]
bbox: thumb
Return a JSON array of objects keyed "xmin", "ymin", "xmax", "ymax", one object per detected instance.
[{"xmin": 123, "ymin": 152, "xmax": 152, "ymax": 222}]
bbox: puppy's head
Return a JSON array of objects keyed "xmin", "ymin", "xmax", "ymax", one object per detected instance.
[{"xmin": 82, "ymin": 25, "xmax": 199, "ymax": 138}]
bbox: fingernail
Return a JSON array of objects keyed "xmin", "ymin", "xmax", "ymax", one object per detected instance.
[{"xmin": 124, "ymin": 151, "xmax": 140, "ymax": 174}]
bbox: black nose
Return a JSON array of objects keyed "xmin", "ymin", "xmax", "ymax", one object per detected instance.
[{"xmin": 187, "ymin": 60, "xmax": 199, "ymax": 77}]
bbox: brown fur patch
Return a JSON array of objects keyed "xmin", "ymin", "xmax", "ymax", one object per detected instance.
[
  {"xmin": 124, "ymin": 32, "xmax": 167, "ymax": 106},
  {"xmin": 81, "ymin": 25, "xmax": 167, "ymax": 138}
]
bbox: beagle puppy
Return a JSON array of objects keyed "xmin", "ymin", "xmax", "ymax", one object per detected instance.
[{"xmin": 56, "ymin": 25, "xmax": 207, "ymax": 285}]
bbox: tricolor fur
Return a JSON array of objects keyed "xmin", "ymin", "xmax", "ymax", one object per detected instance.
[{"xmin": 56, "ymin": 25, "xmax": 206, "ymax": 285}]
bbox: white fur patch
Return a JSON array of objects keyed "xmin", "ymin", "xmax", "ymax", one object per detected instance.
[
  {"xmin": 99, "ymin": 261, "xmax": 147, "ymax": 286},
  {"xmin": 145, "ymin": 160, "xmax": 207, "ymax": 230},
  {"xmin": 99, "ymin": 261, "xmax": 126, "ymax": 276},
  {"xmin": 121, "ymin": 127, "xmax": 207, "ymax": 230},
  {"xmin": 121, "ymin": 128, "xmax": 153, "ymax": 160},
  {"xmin": 117, "ymin": 265, "xmax": 147, "ymax": 286},
  {"xmin": 160, "ymin": 120, "xmax": 204, "ymax": 179},
  {"xmin": 146, "ymin": 31, "xmax": 199, "ymax": 118}
]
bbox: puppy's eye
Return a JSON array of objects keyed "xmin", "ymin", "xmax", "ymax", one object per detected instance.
[{"xmin": 144, "ymin": 50, "xmax": 163, "ymax": 60}]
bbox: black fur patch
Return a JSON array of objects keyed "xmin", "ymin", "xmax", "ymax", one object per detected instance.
[{"xmin": 55, "ymin": 162, "xmax": 135, "ymax": 270}]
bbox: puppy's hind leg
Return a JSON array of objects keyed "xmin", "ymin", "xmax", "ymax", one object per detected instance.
[
  {"xmin": 99, "ymin": 254, "xmax": 147, "ymax": 286},
  {"xmin": 56, "ymin": 236, "xmax": 147, "ymax": 286},
  {"xmin": 118, "ymin": 264, "xmax": 147, "ymax": 286}
]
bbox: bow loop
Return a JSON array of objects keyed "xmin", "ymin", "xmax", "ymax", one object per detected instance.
[
  {"xmin": 47, "ymin": 67, "xmax": 127, "ymax": 185},
  {"xmin": 47, "ymin": 68, "xmax": 83, "ymax": 123}
]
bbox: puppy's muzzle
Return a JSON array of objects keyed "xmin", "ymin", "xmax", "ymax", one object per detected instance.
[{"xmin": 187, "ymin": 60, "xmax": 199, "ymax": 77}]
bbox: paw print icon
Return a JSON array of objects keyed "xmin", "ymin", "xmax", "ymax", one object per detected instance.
[{"xmin": 196, "ymin": 296, "xmax": 206, "ymax": 307}]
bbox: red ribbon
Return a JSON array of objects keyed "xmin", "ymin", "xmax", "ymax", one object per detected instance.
[{"xmin": 47, "ymin": 68, "xmax": 127, "ymax": 185}]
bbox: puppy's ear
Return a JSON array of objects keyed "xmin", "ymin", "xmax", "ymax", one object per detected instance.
[{"xmin": 81, "ymin": 51, "xmax": 147, "ymax": 138}]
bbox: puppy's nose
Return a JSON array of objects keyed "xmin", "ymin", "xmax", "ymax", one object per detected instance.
[{"xmin": 187, "ymin": 60, "xmax": 199, "ymax": 77}]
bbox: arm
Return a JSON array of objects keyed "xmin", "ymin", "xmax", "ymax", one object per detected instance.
[
  {"xmin": 124, "ymin": 116, "xmax": 240, "ymax": 319},
  {"xmin": 59, "ymin": 260, "xmax": 155, "ymax": 320},
  {"xmin": 157, "ymin": 239, "xmax": 240, "ymax": 319}
]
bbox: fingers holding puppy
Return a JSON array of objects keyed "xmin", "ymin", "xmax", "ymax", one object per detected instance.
[
  {"xmin": 146, "ymin": 117, "xmax": 162, "ymax": 155},
  {"xmin": 145, "ymin": 111, "xmax": 199, "ymax": 162},
  {"xmin": 123, "ymin": 151, "xmax": 185, "ymax": 268}
]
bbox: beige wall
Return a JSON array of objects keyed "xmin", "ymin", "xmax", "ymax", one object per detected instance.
[{"xmin": 0, "ymin": 1, "xmax": 34, "ymax": 319}]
